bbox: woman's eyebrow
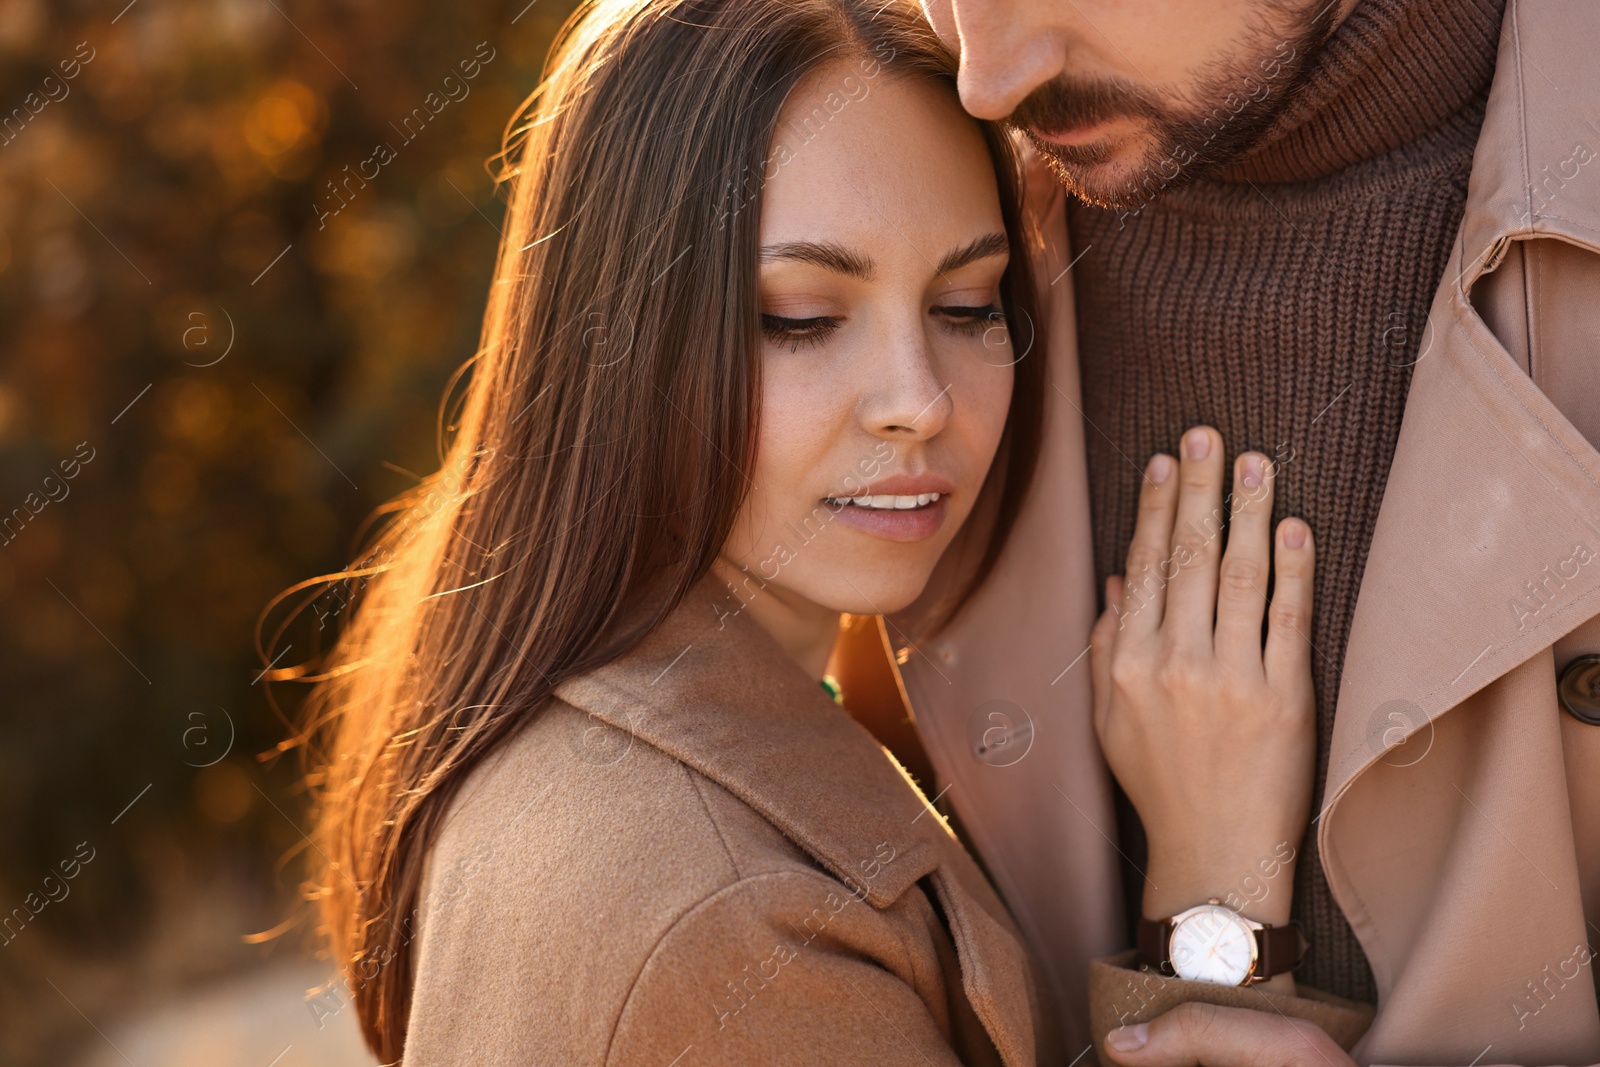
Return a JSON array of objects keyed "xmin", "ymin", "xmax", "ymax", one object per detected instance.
[
  {"xmin": 759, "ymin": 241, "xmax": 874, "ymax": 280},
  {"xmin": 935, "ymin": 232, "xmax": 1010, "ymax": 276},
  {"xmin": 757, "ymin": 231, "xmax": 1009, "ymax": 280}
]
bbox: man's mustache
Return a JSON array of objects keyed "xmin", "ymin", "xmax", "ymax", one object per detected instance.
[{"xmin": 1002, "ymin": 75, "xmax": 1163, "ymax": 136}]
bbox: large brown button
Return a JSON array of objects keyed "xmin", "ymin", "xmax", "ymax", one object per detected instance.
[{"xmin": 1558, "ymin": 654, "xmax": 1600, "ymax": 725}]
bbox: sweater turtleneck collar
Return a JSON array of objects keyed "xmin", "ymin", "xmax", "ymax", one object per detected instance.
[{"xmin": 1213, "ymin": 0, "xmax": 1505, "ymax": 185}]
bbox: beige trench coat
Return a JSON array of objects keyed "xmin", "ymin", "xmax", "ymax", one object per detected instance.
[
  {"xmin": 890, "ymin": 0, "xmax": 1600, "ymax": 1063},
  {"xmin": 402, "ymin": 577, "xmax": 1063, "ymax": 1065}
]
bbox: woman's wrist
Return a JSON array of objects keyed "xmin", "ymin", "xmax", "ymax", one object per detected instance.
[{"xmin": 1142, "ymin": 837, "xmax": 1299, "ymax": 928}]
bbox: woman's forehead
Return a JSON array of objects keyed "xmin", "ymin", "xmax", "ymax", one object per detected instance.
[{"xmin": 760, "ymin": 68, "xmax": 1004, "ymax": 265}]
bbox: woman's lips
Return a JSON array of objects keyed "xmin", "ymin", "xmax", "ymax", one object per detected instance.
[{"xmin": 822, "ymin": 493, "xmax": 949, "ymax": 543}]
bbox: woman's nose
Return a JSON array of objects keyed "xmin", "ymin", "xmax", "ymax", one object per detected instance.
[{"xmin": 861, "ymin": 336, "xmax": 953, "ymax": 440}]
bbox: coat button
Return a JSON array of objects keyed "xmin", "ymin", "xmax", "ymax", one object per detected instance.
[{"xmin": 1558, "ymin": 654, "xmax": 1600, "ymax": 725}]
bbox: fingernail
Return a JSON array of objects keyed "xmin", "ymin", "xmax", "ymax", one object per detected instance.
[
  {"xmin": 1148, "ymin": 454, "xmax": 1173, "ymax": 484},
  {"xmin": 1241, "ymin": 453, "xmax": 1263, "ymax": 489},
  {"xmin": 1283, "ymin": 519, "xmax": 1307, "ymax": 549},
  {"xmin": 1184, "ymin": 428, "xmax": 1210, "ymax": 461},
  {"xmin": 1108, "ymin": 1024, "xmax": 1149, "ymax": 1052}
]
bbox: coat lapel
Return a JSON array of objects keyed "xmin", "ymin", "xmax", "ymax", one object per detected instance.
[
  {"xmin": 1321, "ymin": 1, "xmax": 1600, "ymax": 1059},
  {"xmin": 1321, "ymin": 269, "xmax": 1600, "ymax": 806},
  {"xmin": 551, "ymin": 576, "xmax": 1047, "ymax": 1066}
]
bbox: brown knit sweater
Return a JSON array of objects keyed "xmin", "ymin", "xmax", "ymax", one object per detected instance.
[{"xmin": 1071, "ymin": 0, "xmax": 1504, "ymax": 1004}]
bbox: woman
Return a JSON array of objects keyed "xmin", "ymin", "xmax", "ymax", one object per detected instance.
[{"xmin": 279, "ymin": 0, "xmax": 1320, "ymax": 1063}]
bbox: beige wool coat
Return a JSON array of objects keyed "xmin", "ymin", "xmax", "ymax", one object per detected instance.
[
  {"xmin": 401, "ymin": 576, "xmax": 1063, "ymax": 1066},
  {"xmin": 884, "ymin": 1, "xmax": 1600, "ymax": 1064}
]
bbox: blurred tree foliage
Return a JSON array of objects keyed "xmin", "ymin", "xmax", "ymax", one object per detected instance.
[{"xmin": 0, "ymin": 0, "xmax": 579, "ymax": 1060}]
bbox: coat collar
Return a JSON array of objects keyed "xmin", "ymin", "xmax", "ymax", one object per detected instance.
[
  {"xmin": 1323, "ymin": 0, "xmax": 1600, "ymax": 821},
  {"xmin": 551, "ymin": 575, "xmax": 1048, "ymax": 1065},
  {"xmin": 551, "ymin": 575, "xmax": 950, "ymax": 907}
]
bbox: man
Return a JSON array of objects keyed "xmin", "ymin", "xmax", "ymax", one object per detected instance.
[{"xmin": 842, "ymin": 0, "xmax": 1600, "ymax": 1063}]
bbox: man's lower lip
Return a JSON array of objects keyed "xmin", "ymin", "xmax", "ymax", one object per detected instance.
[
  {"xmin": 1033, "ymin": 120, "xmax": 1110, "ymax": 147},
  {"xmin": 825, "ymin": 496, "xmax": 948, "ymax": 542}
]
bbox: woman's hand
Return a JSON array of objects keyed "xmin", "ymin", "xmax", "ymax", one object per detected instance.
[{"xmin": 1090, "ymin": 426, "xmax": 1315, "ymax": 939}]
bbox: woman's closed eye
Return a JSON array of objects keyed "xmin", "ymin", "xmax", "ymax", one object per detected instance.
[
  {"xmin": 934, "ymin": 302, "xmax": 1006, "ymax": 336},
  {"xmin": 760, "ymin": 304, "xmax": 1006, "ymax": 351},
  {"xmin": 761, "ymin": 313, "xmax": 841, "ymax": 352}
]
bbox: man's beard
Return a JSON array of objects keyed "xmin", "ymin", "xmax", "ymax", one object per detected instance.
[{"xmin": 1004, "ymin": 0, "xmax": 1339, "ymax": 209}]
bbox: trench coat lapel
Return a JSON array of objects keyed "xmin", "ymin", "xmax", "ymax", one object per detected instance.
[
  {"xmin": 551, "ymin": 577, "xmax": 1048, "ymax": 1066},
  {"xmin": 1321, "ymin": 0, "xmax": 1600, "ymax": 1058},
  {"xmin": 1323, "ymin": 0, "xmax": 1600, "ymax": 846}
]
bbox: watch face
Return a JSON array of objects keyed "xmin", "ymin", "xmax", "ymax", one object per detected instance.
[{"xmin": 1169, "ymin": 905, "xmax": 1255, "ymax": 984}]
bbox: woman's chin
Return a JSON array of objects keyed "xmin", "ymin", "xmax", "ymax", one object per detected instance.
[{"xmin": 810, "ymin": 568, "xmax": 934, "ymax": 618}]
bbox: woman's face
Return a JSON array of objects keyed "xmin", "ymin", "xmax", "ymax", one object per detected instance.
[{"xmin": 719, "ymin": 60, "xmax": 1017, "ymax": 620}]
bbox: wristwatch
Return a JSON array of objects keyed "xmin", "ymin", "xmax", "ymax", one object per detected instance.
[{"xmin": 1137, "ymin": 900, "xmax": 1306, "ymax": 985}]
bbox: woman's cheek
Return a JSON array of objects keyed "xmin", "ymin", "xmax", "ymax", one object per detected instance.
[
  {"xmin": 734, "ymin": 361, "xmax": 836, "ymax": 549},
  {"xmin": 960, "ymin": 356, "xmax": 1014, "ymax": 469},
  {"xmin": 759, "ymin": 355, "xmax": 855, "ymax": 476}
]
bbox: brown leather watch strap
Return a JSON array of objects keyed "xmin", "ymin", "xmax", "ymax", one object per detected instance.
[
  {"xmin": 1137, "ymin": 912, "xmax": 1306, "ymax": 981},
  {"xmin": 1256, "ymin": 922, "xmax": 1306, "ymax": 978},
  {"xmin": 1137, "ymin": 917, "xmax": 1174, "ymax": 972}
]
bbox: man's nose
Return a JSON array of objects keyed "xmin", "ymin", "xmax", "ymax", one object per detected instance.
[{"xmin": 930, "ymin": 0, "xmax": 1065, "ymax": 120}]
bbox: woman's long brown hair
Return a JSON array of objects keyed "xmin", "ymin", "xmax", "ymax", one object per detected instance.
[{"xmin": 262, "ymin": 0, "xmax": 1045, "ymax": 1060}]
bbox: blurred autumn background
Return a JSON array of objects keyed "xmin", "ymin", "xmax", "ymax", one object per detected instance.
[{"xmin": 0, "ymin": 0, "xmax": 580, "ymax": 1062}]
